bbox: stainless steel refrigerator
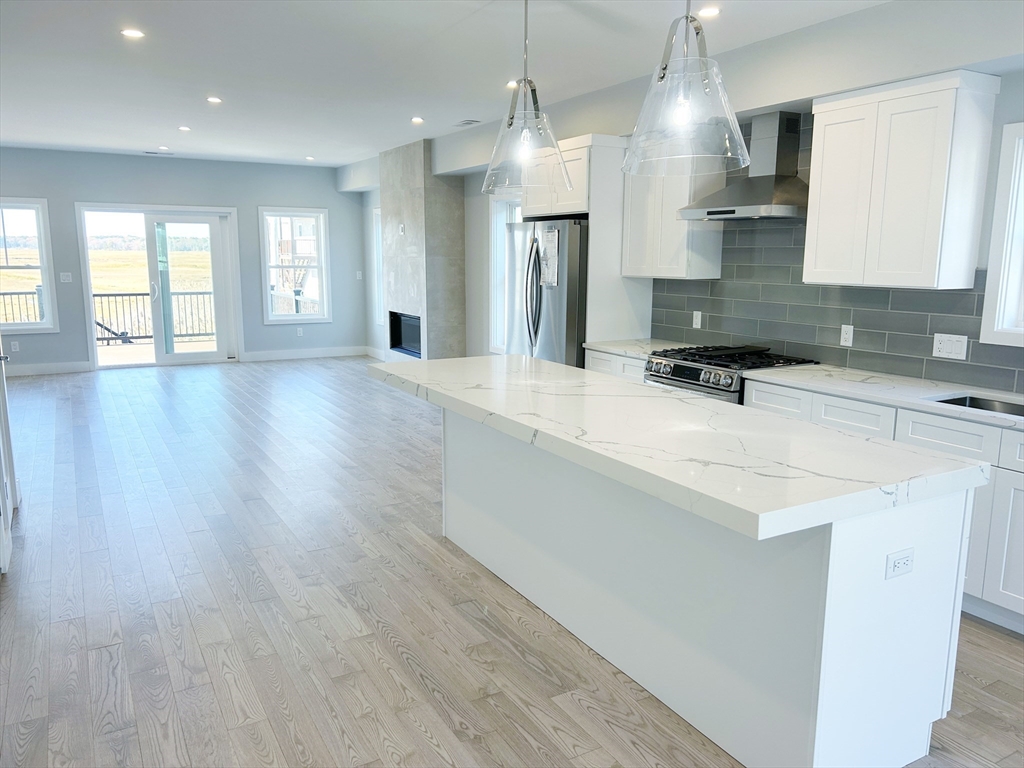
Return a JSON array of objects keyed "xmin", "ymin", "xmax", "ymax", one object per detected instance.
[{"xmin": 505, "ymin": 218, "xmax": 588, "ymax": 367}]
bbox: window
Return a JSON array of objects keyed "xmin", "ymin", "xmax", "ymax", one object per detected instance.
[
  {"xmin": 373, "ymin": 207, "xmax": 384, "ymax": 325},
  {"xmin": 259, "ymin": 207, "xmax": 330, "ymax": 323},
  {"xmin": 0, "ymin": 198, "xmax": 58, "ymax": 333},
  {"xmin": 981, "ymin": 123, "xmax": 1024, "ymax": 347},
  {"xmin": 489, "ymin": 199, "xmax": 521, "ymax": 353}
]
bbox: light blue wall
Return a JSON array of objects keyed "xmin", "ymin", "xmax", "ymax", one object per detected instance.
[{"xmin": 0, "ymin": 147, "xmax": 366, "ymax": 366}]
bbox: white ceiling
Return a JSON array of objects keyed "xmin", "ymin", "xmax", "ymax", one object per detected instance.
[{"xmin": 0, "ymin": 0, "xmax": 887, "ymax": 167}]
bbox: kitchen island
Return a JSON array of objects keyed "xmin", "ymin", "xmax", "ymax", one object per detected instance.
[{"xmin": 368, "ymin": 355, "xmax": 988, "ymax": 768}]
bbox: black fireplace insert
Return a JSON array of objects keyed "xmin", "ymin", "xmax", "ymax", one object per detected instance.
[{"xmin": 389, "ymin": 312, "xmax": 421, "ymax": 358}]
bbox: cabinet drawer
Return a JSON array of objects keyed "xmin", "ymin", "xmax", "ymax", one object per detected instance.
[
  {"xmin": 999, "ymin": 430, "xmax": 1024, "ymax": 472},
  {"xmin": 894, "ymin": 410, "xmax": 1001, "ymax": 463},
  {"xmin": 585, "ymin": 350, "xmax": 645, "ymax": 383},
  {"xmin": 810, "ymin": 393, "xmax": 896, "ymax": 439},
  {"xmin": 743, "ymin": 382, "xmax": 813, "ymax": 421}
]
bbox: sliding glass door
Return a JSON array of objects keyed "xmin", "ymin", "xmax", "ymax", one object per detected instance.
[{"xmin": 144, "ymin": 214, "xmax": 228, "ymax": 364}]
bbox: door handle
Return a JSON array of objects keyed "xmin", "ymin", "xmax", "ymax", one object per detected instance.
[
  {"xmin": 0, "ymin": 356, "xmax": 8, "ymax": 362},
  {"xmin": 531, "ymin": 248, "xmax": 542, "ymax": 346},
  {"xmin": 524, "ymin": 238, "xmax": 538, "ymax": 350},
  {"xmin": 150, "ymin": 281, "xmax": 160, "ymax": 301}
]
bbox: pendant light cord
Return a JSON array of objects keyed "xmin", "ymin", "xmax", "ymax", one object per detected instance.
[
  {"xmin": 681, "ymin": 0, "xmax": 690, "ymax": 59},
  {"xmin": 523, "ymin": 0, "xmax": 529, "ymax": 82}
]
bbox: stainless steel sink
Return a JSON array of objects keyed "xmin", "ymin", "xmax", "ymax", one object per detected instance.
[{"xmin": 938, "ymin": 395, "xmax": 1024, "ymax": 417}]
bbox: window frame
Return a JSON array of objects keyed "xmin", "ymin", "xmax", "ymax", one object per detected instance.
[
  {"xmin": 258, "ymin": 206, "xmax": 331, "ymax": 325},
  {"xmin": 0, "ymin": 197, "xmax": 59, "ymax": 334},
  {"xmin": 981, "ymin": 122, "xmax": 1024, "ymax": 348},
  {"xmin": 372, "ymin": 207, "xmax": 384, "ymax": 326},
  {"xmin": 489, "ymin": 198, "xmax": 521, "ymax": 354}
]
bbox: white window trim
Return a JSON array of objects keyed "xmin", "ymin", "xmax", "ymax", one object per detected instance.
[
  {"xmin": 489, "ymin": 198, "xmax": 520, "ymax": 354},
  {"xmin": 981, "ymin": 122, "xmax": 1024, "ymax": 348},
  {"xmin": 373, "ymin": 207, "xmax": 384, "ymax": 326},
  {"xmin": 258, "ymin": 206, "xmax": 331, "ymax": 325},
  {"xmin": 0, "ymin": 197, "xmax": 59, "ymax": 334}
]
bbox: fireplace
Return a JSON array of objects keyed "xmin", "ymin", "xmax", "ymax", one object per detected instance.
[{"xmin": 389, "ymin": 312, "xmax": 421, "ymax": 358}]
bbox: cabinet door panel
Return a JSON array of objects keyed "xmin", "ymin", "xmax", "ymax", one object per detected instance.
[
  {"xmin": 551, "ymin": 148, "xmax": 589, "ymax": 214},
  {"xmin": 810, "ymin": 393, "xmax": 896, "ymax": 438},
  {"xmin": 743, "ymin": 381, "xmax": 813, "ymax": 420},
  {"xmin": 620, "ymin": 175, "xmax": 660, "ymax": 277},
  {"xmin": 521, "ymin": 155, "xmax": 553, "ymax": 216},
  {"xmin": 657, "ymin": 174, "xmax": 724, "ymax": 279},
  {"xmin": 864, "ymin": 90, "xmax": 956, "ymax": 287},
  {"xmin": 894, "ymin": 409, "xmax": 1002, "ymax": 464},
  {"xmin": 981, "ymin": 467, "xmax": 1024, "ymax": 614},
  {"xmin": 803, "ymin": 104, "xmax": 877, "ymax": 284}
]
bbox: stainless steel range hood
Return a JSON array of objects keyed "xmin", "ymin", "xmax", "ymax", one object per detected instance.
[{"xmin": 678, "ymin": 112, "xmax": 808, "ymax": 220}]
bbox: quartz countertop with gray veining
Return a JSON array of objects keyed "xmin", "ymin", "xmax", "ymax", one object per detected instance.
[
  {"xmin": 744, "ymin": 364, "xmax": 1024, "ymax": 430},
  {"xmin": 368, "ymin": 355, "xmax": 987, "ymax": 540},
  {"xmin": 582, "ymin": 338, "xmax": 682, "ymax": 360}
]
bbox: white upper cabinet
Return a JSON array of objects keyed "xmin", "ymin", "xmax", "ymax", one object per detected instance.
[
  {"xmin": 621, "ymin": 169, "xmax": 725, "ymax": 279},
  {"xmin": 521, "ymin": 146, "xmax": 589, "ymax": 216},
  {"xmin": 804, "ymin": 71, "xmax": 999, "ymax": 289}
]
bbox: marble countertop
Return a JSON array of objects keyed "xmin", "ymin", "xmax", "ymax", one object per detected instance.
[
  {"xmin": 368, "ymin": 355, "xmax": 986, "ymax": 540},
  {"xmin": 582, "ymin": 338, "xmax": 682, "ymax": 360},
  {"xmin": 745, "ymin": 365, "xmax": 1024, "ymax": 430}
]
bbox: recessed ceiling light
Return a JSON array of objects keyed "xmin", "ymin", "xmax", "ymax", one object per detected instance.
[
  {"xmin": 411, "ymin": 117, "xmax": 424, "ymax": 125},
  {"xmin": 305, "ymin": 156, "xmax": 315, "ymax": 161},
  {"xmin": 120, "ymin": 28, "xmax": 145, "ymax": 38},
  {"xmin": 178, "ymin": 126, "xmax": 191, "ymax": 131},
  {"xmin": 206, "ymin": 96, "xmax": 222, "ymax": 104},
  {"xmin": 698, "ymin": 7, "xmax": 719, "ymax": 18},
  {"xmin": 506, "ymin": 80, "xmax": 517, "ymax": 88},
  {"xmin": 158, "ymin": 146, "xmax": 169, "ymax": 151}
]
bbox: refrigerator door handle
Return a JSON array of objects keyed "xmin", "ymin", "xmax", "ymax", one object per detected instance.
[
  {"xmin": 525, "ymin": 237, "xmax": 539, "ymax": 350},
  {"xmin": 531, "ymin": 245, "xmax": 542, "ymax": 348}
]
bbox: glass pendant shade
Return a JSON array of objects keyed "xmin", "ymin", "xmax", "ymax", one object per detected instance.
[
  {"xmin": 482, "ymin": 79, "xmax": 571, "ymax": 195},
  {"xmin": 623, "ymin": 13, "xmax": 749, "ymax": 176}
]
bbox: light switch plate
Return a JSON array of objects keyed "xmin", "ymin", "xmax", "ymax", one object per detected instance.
[
  {"xmin": 933, "ymin": 333, "xmax": 968, "ymax": 360},
  {"xmin": 356, "ymin": 271, "xmax": 362, "ymax": 280},
  {"xmin": 840, "ymin": 325, "xmax": 854, "ymax": 347},
  {"xmin": 692, "ymin": 310, "xmax": 702, "ymax": 329},
  {"xmin": 60, "ymin": 272, "xmax": 72, "ymax": 283}
]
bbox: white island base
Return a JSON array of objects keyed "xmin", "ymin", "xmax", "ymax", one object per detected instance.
[{"xmin": 443, "ymin": 410, "xmax": 971, "ymax": 768}]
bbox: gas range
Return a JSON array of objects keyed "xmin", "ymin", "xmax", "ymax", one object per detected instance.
[{"xmin": 644, "ymin": 345, "xmax": 818, "ymax": 403}]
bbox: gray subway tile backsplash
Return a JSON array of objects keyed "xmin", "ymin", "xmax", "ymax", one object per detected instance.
[{"xmin": 652, "ymin": 220, "xmax": 1023, "ymax": 393}]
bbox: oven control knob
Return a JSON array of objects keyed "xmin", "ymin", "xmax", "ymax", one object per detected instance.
[
  {"xmin": 720, "ymin": 374, "xmax": 734, "ymax": 388},
  {"xmin": 660, "ymin": 362, "xmax": 672, "ymax": 375},
  {"xmin": 711, "ymin": 372, "xmax": 722, "ymax": 386},
  {"xmin": 700, "ymin": 370, "xmax": 711, "ymax": 384},
  {"xmin": 645, "ymin": 360, "xmax": 653, "ymax": 372}
]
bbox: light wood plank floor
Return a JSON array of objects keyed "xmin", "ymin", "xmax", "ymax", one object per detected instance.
[{"xmin": 1, "ymin": 357, "xmax": 1021, "ymax": 768}]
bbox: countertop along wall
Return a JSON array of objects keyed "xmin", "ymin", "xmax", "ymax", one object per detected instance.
[{"xmin": 0, "ymin": 147, "xmax": 366, "ymax": 369}]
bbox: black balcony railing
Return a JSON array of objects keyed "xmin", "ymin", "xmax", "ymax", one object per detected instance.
[{"xmin": 92, "ymin": 291, "xmax": 216, "ymax": 345}]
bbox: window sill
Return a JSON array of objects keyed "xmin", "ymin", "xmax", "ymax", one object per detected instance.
[
  {"xmin": 263, "ymin": 316, "xmax": 332, "ymax": 326},
  {"xmin": 1, "ymin": 323, "xmax": 59, "ymax": 335}
]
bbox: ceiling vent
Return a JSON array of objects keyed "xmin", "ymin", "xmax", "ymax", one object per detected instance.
[{"xmin": 454, "ymin": 119, "xmax": 481, "ymax": 128}]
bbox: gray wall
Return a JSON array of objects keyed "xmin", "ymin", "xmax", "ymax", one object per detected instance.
[
  {"xmin": 361, "ymin": 189, "xmax": 386, "ymax": 355},
  {"xmin": 0, "ymin": 147, "xmax": 365, "ymax": 366}
]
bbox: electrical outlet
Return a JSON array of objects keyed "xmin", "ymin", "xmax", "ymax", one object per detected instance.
[
  {"xmin": 60, "ymin": 272, "xmax": 72, "ymax": 283},
  {"xmin": 840, "ymin": 325, "xmax": 854, "ymax": 347},
  {"xmin": 933, "ymin": 333, "xmax": 967, "ymax": 360},
  {"xmin": 296, "ymin": 327, "xmax": 303, "ymax": 337},
  {"xmin": 885, "ymin": 548, "xmax": 914, "ymax": 580},
  {"xmin": 356, "ymin": 271, "xmax": 363, "ymax": 280},
  {"xmin": 692, "ymin": 310, "xmax": 702, "ymax": 329},
  {"xmin": 9, "ymin": 341, "xmax": 19, "ymax": 353}
]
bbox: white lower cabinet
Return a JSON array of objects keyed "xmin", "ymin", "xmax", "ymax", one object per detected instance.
[
  {"xmin": 743, "ymin": 381, "xmax": 813, "ymax": 420},
  {"xmin": 584, "ymin": 350, "xmax": 646, "ymax": 383},
  {"xmin": 810, "ymin": 393, "xmax": 896, "ymax": 438},
  {"xmin": 981, "ymin": 467, "xmax": 1024, "ymax": 613}
]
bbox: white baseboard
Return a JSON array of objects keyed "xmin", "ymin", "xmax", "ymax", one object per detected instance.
[
  {"xmin": 5, "ymin": 361, "xmax": 92, "ymax": 376},
  {"xmin": 962, "ymin": 594, "xmax": 1024, "ymax": 635},
  {"xmin": 365, "ymin": 347, "xmax": 386, "ymax": 361},
  {"xmin": 236, "ymin": 345, "xmax": 372, "ymax": 363}
]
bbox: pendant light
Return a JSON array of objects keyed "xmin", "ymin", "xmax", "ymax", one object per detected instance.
[
  {"xmin": 623, "ymin": 0, "xmax": 749, "ymax": 176},
  {"xmin": 482, "ymin": 0, "xmax": 571, "ymax": 195}
]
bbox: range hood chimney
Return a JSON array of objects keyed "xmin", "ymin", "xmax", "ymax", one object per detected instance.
[{"xmin": 678, "ymin": 111, "xmax": 808, "ymax": 220}]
